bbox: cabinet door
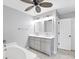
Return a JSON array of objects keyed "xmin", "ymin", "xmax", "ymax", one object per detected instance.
[
  {"xmin": 34, "ymin": 37, "xmax": 40, "ymax": 50},
  {"xmin": 40, "ymin": 39, "xmax": 46, "ymax": 52},
  {"xmin": 29, "ymin": 38, "xmax": 35, "ymax": 48},
  {"xmin": 41, "ymin": 39, "xmax": 51, "ymax": 55},
  {"xmin": 44, "ymin": 39, "xmax": 51, "ymax": 55}
]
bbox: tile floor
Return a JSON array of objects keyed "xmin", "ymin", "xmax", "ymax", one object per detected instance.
[{"xmin": 28, "ymin": 48, "xmax": 75, "ymax": 59}]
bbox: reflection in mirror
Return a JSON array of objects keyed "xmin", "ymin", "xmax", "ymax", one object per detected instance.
[
  {"xmin": 34, "ymin": 21, "xmax": 44, "ymax": 33},
  {"xmin": 44, "ymin": 20, "xmax": 52, "ymax": 32}
]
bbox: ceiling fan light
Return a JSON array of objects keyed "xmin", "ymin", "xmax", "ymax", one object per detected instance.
[{"xmin": 35, "ymin": 6, "xmax": 41, "ymax": 13}]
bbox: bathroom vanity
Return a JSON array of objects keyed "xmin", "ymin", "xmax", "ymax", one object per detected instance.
[
  {"xmin": 28, "ymin": 12, "xmax": 58, "ymax": 56},
  {"xmin": 28, "ymin": 35, "xmax": 56, "ymax": 56}
]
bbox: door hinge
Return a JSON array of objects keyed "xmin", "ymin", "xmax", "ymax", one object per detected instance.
[
  {"xmin": 58, "ymin": 22, "xmax": 60, "ymax": 24},
  {"xmin": 69, "ymin": 35, "xmax": 71, "ymax": 37}
]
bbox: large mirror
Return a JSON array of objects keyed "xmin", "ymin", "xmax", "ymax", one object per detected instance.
[
  {"xmin": 44, "ymin": 20, "xmax": 52, "ymax": 32},
  {"xmin": 34, "ymin": 21, "xmax": 44, "ymax": 33},
  {"xmin": 34, "ymin": 18, "xmax": 55, "ymax": 33}
]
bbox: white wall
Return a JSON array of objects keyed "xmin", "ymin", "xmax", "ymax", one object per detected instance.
[{"xmin": 3, "ymin": 5, "xmax": 34, "ymax": 47}]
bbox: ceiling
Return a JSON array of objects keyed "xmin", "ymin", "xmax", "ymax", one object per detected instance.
[{"xmin": 3, "ymin": 0, "xmax": 75, "ymax": 16}]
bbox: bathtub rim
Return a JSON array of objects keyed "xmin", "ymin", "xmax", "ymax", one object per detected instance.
[{"xmin": 4, "ymin": 42, "xmax": 37, "ymax": 59}]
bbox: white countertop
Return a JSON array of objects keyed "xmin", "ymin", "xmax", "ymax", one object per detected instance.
[{"xmin": 29, "ymin": 35, "xmax": 55, "ymax": 39}]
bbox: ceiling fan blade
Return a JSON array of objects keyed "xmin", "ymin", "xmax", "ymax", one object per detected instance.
[
  {"xmin": 36, "ymin": 0, "xmax": 44, "ymax": 3},
  {"xmin": 21, "ymin": 0, "xmax": 33, "ymax": 4},
  {"xmin": 25, "ymin": 6, "xmax": 34, "ymax": 11},
  {"xmin": 35, "ymin": 6, "xmax": 41, "ymax": 13},
  {"xmin": 39, "ymin": 2, "xmax": 53, "ymax": 7}
]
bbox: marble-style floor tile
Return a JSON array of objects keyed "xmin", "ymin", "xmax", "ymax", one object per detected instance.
[{"xmin": 28, "ymin": 48, "xmax": 75, "ymax": 59}]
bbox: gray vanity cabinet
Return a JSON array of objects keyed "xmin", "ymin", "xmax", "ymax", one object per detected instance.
[{"xmin": 28, "ymin": 36, "xmax": 54, "ymax": 56}]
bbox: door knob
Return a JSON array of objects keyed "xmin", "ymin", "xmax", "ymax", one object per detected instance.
[{"xmin": 69, "ymin": 35, "xmax": 71, "ymax": 37}]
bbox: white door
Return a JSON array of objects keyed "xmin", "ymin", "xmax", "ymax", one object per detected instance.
[{"xmin": 58, "ymin": 19, "xmax": 71, "ymax": 50}]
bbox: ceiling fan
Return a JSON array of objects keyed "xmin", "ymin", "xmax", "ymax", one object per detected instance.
[{"xmin": 21, "ymin": 0, "xmax": 53, "ymax": 13}]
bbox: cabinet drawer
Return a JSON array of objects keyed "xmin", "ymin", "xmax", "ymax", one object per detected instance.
[
  {"xmin": 34, "ymin": 37, "xmax": 40, "ymax": 41},
  {"xmin": 44, "ymin": 39, "xmax": 51, "ymax": 43},
  {"xmin": 29, "ymin": 37, "xmax": 34, "ymax": 40},
  {"xmin": 41, "ymin": 39, "xmax": 51, "ymax": 44}
]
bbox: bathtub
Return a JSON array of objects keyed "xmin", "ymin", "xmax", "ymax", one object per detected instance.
[{"xmin": 3, "ymin": 42, "xmax": 40, "ymax": 59}]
